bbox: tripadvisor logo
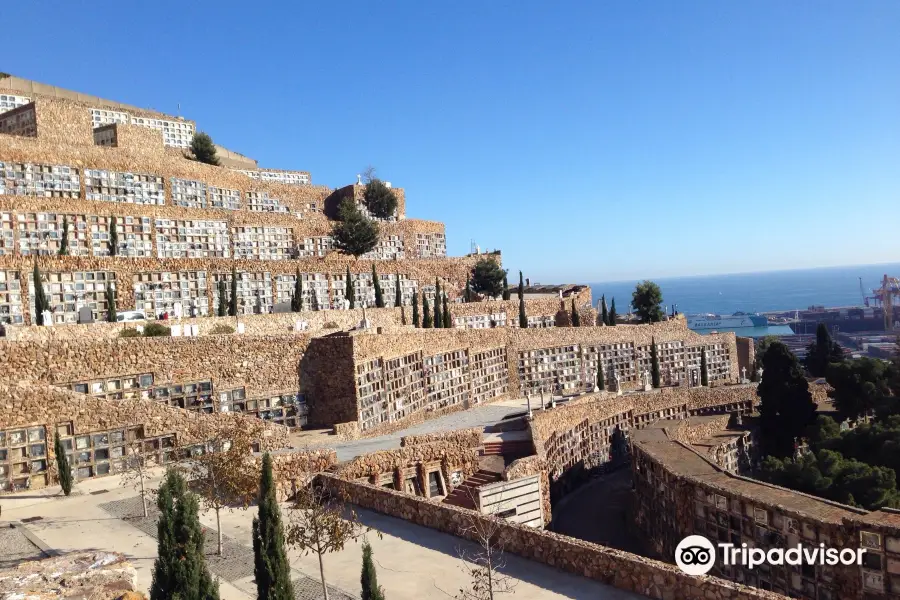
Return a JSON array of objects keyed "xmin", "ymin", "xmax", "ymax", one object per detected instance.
[{"xmin": 675, "ymin": 535, "xmax": 867, "ymax": 576}]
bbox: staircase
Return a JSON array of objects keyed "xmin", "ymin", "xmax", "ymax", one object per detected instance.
[
  {"xmin": 481, "ymin": 439, "xmax": 534, "ymax": 457},
  {"xmin": 441, "ymin": 469, "xmax": 501, "ymax": 510}
]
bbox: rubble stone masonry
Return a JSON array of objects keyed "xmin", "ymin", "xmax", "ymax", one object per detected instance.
[{"xmin": 320, "ymin": 474, "xmax": 787, "ymax": 600}]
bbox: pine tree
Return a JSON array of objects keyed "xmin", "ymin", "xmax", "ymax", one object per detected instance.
[
  {"xmin": 292, "ymin": 270, "xmax": 303, "ymax": 312},
  {"xmin": 609, "ymin": 297, "xmax": 617, "ymax": 326},
  {"xmin": 190, "ymin": 132, "xmax": 220, "ymax": 166},
  {"xmin": 596, "ymin": 361, "xmax": 605, "ymax": 391},
  {"xmin": 105, "ymin": 283, "xmax": 117, "ymax": 323},
  {"xmin": 571, "ymin": 298, "xmax": 580, "ymax": 326},
  {"xmin": 332, "ymin": 198, "xmax": 380, "ymax": 257},
  {"xmin": 108, "ymin": 215, "xmax": 118, "ymax": 257},
  {"xmin": 32, "ymin": 263, "xmax": 50, "ymax": 326},
  {"xmin": 412, "ymin": 290, "xmax": 420, "ymax": 327},
  {"xmin": 423, "ymin": 296, "xmax": 432, "ymax": 328},
  {"xmin": 252, "ymin": 454, "xmax": 295, "ymax": 600},
  {"xmin": 394, "ymin": 276, "xmax": 402, "ymax": 308},
  {"xmin": 518, "ymin": 271, "xmax": 527, "ymax": 328},
  {"xmin": 650, "ymin": 337, "xmax": 661, "ymax": 388},
  {"xmin": 54, "ymin": 433, "xmax": 73, "ymax": 496},
  {"xmin": 701, "ymin": 348, "xmax": 709, "ymax": 386},
  {"xmin": 442, "ymin": 294, "xmax": 451, "ymax": 328},
  {"xmin": 361, "ymin": 540, "xmax": 385, "ymax": 600},
  {"xmin": 345, "ymin": 267, "xmax": 355, "ymax": 309},
  {"xmin": 229, "ymin": 267, "xmax": 238, "ymax": 317},
  {"xmin": 465, "ymin": 279, "xmax": 472, "ymax": 302},
  {"xmin": 601, "ymin": 295, "xmax": 609, "ymax": 326},
  {"xmin": 433, "ymin": 280, "xmax": 442, "ymax": 328},
  {"xmin": 373, "ymin": 265, "xmax": 384, "ymax": 308},
  {"xmin": 59, "ymin": 215, "xmax": 70, "ymax": 256},
  {"xmin": 217, "ymin": 279, "xmax": 227, "ymax": 317},
  {"xmin": 502, "ymin": 274, "xmax": 510, "ymax": 301}
]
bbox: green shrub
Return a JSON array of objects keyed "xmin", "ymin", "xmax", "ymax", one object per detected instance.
[
  {"xmin": 119, "ymin": 328, "xmax": 142, "ymax": 338},
  {"xmin": 143, "ymin": 323, "xmax": 171, "ymax": 337},
  {"xmin": 209, "ymin": 323, "xmax": 235, "ymax": 335},
  {"xmin": 323, "ymin": 321, "xmax": 339, "ymax": 329}
]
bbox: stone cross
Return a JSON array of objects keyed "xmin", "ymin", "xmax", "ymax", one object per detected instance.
[{"xmin": 741, "ymin": 367, "xmax": 747, "ymax": 382}]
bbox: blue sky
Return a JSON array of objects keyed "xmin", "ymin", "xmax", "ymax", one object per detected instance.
[{"xmin": 4, "ymin": 1, "xmax": 899, "ymax": 282}]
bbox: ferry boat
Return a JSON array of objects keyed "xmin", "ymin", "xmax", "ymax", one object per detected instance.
[{"xmin": 686, "ymin": 312, "xmax": 767, "ymax": 330}]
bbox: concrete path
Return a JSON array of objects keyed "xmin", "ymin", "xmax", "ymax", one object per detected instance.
[
  {"xmin": 0, "ymin": 470, "xmax": 646, "ymax": 599},
  {"xmin": 293, "ymin": 397, "xmax": 532, "ymax": 462}
]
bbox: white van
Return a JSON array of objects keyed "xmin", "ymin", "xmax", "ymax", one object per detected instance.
[{"xmin": 116, "ymin": 310, "xmax": 148, "ymax": 322}]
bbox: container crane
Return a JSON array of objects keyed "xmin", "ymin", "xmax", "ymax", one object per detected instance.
[{"xmin": 871, "ymin": 274, "xmax": 900, "ymax": 330}]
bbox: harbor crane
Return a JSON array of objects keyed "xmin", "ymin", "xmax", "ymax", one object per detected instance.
[{"xmin": 869, "ymin": 274, "xmax": 900, "ymax": 330}]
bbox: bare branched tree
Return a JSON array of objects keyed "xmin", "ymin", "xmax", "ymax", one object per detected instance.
[
  {"xmin": 456, "ymin": 488, "xmax": 517, "ymax": 600},
  {"xmin": 362, "ymin": 166, "xmax": 377, "ymax": 184},
  {"xmin": 286, "ymin": 481, "xmax": 369, "ymax": 600},
  {"xmin": 118, "ymin": 435, "xmax": 153, "ymax": 518},
  {"xmin": 181, "ymin": 416, "xmax": 261, "ymax": 556}
]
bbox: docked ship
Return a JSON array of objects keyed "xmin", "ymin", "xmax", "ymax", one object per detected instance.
[{"xmin": 686, "ymin": 312, "xmax": 768, "ymax": 330}]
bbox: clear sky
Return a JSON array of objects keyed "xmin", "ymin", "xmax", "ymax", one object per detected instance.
[{"xmin": 4, "ymin": 1, "xmax": 899, "ymax": 282}]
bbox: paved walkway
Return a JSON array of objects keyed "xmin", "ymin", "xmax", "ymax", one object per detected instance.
[
  {"xmin": 293, "ymin": 397, "xmax": 531, "ymax": 462},
  {"xmin": 0, "ymin": 471, "xmax": 645, "ymax": 599}
]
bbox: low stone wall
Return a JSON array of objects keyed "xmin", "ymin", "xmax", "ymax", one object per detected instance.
[
  {"xmin": 0, "ymin": 550, "xmax": 138, "ymax": 599},
  {"xmin": 268, "ymin": 448, "xmax": 338, "ymax": 501},
  {"xmin": 401, "ymin": 427, "xmax": 483, "ymax": 448},
  {"xmin": 319, "ymin": 474, "xmax": 787, "ymax": 600},
  {"xmin": 667, "ymin": 415, "xmax": 731, "ymax": 446},
  {"xmin": 5, "ymin": 307, "xmax": 408, "ymax": 341}
]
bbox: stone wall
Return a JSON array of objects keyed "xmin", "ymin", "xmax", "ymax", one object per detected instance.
[
  {"xmin": 319, "ymin": 474, "xmax": 787, "ymax": 600},
  {"xmin": 0, "ymin": 334, "xmax": 309, "ymax": 398},
  {"xmin": 401, "ymin": 427, "xmax": 483, "ymax": 448},
  {"xmin": 0, "ymin": 381, "xmax": 292, "ymax": 493}
]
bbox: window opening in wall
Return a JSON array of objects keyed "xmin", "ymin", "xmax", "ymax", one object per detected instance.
[{"xmin": 427, "ymin": 471, "xmax": 444, "ymax": 497}]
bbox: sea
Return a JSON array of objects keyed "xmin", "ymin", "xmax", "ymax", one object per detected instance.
[{"xmin": 589, "ymin": 262, "xmax": 900, "ymax": 339}]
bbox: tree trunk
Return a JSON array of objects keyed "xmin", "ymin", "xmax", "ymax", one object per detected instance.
[
  {"xmin": 216, "ymin": 508, "xmax": 223, "ymax": 556},
  {"xmin": 139, "ymin": 471, "xmax": 148, "ymax": 518},
  {"xmin": 317, "ymin": 539, "xmax": 329, "ymax": 600}
]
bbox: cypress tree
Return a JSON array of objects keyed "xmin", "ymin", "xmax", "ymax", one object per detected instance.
[
  {"xmin": 229, "ymin": 267, "xmax": 238, "ymax": 317},
  {"xmin": 171, "ymin": 493, "xmax": 219, "ymax": 600},
  {"xmin": 394, "ymin": 276, "xmax": 402, "ymax": 308},
  {"xmin": 252, "ymin": 453, "xmax": 294, "ymax": 600},
  {"xmin": 412, "ymin": 290, "xmax": 420, "ymax": 327},
  {"xmin": 105, "ymin": 284, "xmax": 117, "ymax": 323},
  {"xmin": 650, "ymin": 337, "xmax": 661, "ymax": 388},
  {"xmin": 32, "ymin": 263, "xmax": 50, "ymax": 326},
  {"xmin": 701, "ymin": 349, "xmax": 709, "ymax": 386},
  {"xmin": 217, "ymin": 279, "xmax": 227, "ymax": 317},
  {"xmin": 292, "ymin": 270, "xmax": 303, "ymax": 312},
  {"xmin": 346, "ymin": 267, "xmax": 355, "ymax": 309},
  {"xmin": 151, "ymin": 469, "xmax": 188, "ymax": 600},
  {"xmin": 596, "ymin": 362, "xmax": 605, "ymax": 391},
  {"xmin": 465, "ymin": 279, "xmax": 472, "ymax": 302},
  {"xmin": 571, "ymin": 298, "xmax": 580, "ymax": 326},
  {"xmin": 54, "ymin": 433, "xmax": 73, "ymax": 496},
  {"xmin": 609, "ymin": 298, "xmax": 617, "ymax": 326},
  {"xmin": 59, "ymin": 215, "xmax": 70, "ymax": 256},
  {"xmin": 601, "ymin": 295, "xmax": 609, "ymax": 326},
  {"xmin": 518, "ymin": 271, "xmax": 527, "ymax": 328},
  {"xmin": 361, "ymin": 540, "xmax": 385, "ymax": 600},
  {"xmin": 423, "ymin": 296, "xmax": 432, "ymax": 328},
  {"xmin": 373, "ymin": 265, "xmax": 384, "ymax": 308},
  {"xmin": 442, "ymin": 294, "xmax": 451, "ymax": 328},
  {"xmin": 433, "ymin": 280, "xmax": 442, "ymax": 328},
  {"xmin": 109, "ymin": 215, "xmax": 118, "ymax": 257},
  {"xmin": 502, "ymin": 274, "xmax": 510, "ymax": 301}
]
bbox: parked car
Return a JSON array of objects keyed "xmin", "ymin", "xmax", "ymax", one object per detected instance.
[{"xmin": 116, "ymin": 310, "xmax": 147, "ymax": 322}]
